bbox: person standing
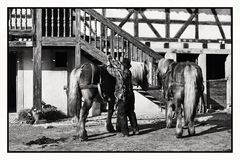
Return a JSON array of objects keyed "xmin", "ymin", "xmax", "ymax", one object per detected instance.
[{"xmin": 107, "ymin": 55, "xmax": 139, "ymax": 137}]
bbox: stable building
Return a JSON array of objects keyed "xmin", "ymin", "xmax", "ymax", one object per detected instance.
[{"xmin": 8, "ymin": 8, "xmax": 232, "ymax": 115}]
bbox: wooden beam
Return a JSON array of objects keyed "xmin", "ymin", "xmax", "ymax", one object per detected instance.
[
  {"xmin": 211, "ymin": 9, "xmax": 226, "ymax": 39},
  {"xmin": 33, "ymin": 9, "xmax": 42, "ymax": 110},
  {"xmin": 137, "ymin": 37, "xmax": 231, "ymax": 43},
  {"xmin": 75, "ymin": 9, "xmax": 81, "ymax": 67},
  {"xmin": 101, "ymin": 9, "xmax": 106, "ymax": 37},
  {"xmin": 174, "ymin": 9, "xmax": 196, "ymax": 38},
  {"xmin": 9, "ymin": 41, "xmax": 34, "ymax": 47},
  {"xmin": 107, "ymin": 17, "xmax": 231, "ymax": 26},
  {"xmin": 133, "ymin": 10, "xmax": 139, "ymax": 37},
  {"xmin": 42, "ymin": 37, "xmax": 76, "ymax": 46},
  {"xmin": 155, "ymin": 48, "xmax": 231, "ymax": 55},
  {"xmin": 138, "ymin": 10, "xmax": 162, "ymax": 38},
  {"xmin": 9, "ymin": 30, "xmax": 34, "ymax": 37},
  {"xmin": 165, "ymin": 9, "xmax": 170, "ymax": 38},
  {"xmin": 80, "ymin": 38, "xmax": 108, "ymax": 64},
  {"xmin": 195, "ymin": 9, "xmax": 199, "ymax": 39},
  {"xmin": 118, "ymin": 9, "xmax": 135, "ymax": 28}
]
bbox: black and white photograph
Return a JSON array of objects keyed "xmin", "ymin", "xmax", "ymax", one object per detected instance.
[{"xmin": 1, "ymin": 0, "xmax": 239, "ymax": 159}]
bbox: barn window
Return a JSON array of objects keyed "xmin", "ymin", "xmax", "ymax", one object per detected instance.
[{"xmin": 55, "ymin": 52, "xmax": 67, "ymax": 67}]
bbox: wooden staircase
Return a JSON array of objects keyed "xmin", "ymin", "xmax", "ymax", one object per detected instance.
[{"xmin": 78, "ymin": 9, "xmax": 162, "ymax": 86}]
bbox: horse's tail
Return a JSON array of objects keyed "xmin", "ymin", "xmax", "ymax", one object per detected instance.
[
  {"xmin": 68, "ymin": 68, "xmax": 81, "ymax": 117},
  {"xmin": 183, "ymin": 65, "xmax": 198, "ymax": 125}
]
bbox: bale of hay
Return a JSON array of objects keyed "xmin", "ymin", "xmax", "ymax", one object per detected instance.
[
  {"xmin": 18, "ymin": 101, "xmax": 67, "ymax": 124},
  {"xmin": 17, "ymin": 109, "xmax": 35, "ymax": 124}
]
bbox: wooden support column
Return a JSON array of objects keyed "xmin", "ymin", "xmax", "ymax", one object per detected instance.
[
  {"xmin": 195, "ymin": 9, "xmax": 199, "ymax": 39},
  {"xmin": 225, "ymin": 55, "xmax": 231, "ymax": 108},
  {"xmin": 100, "ymin": 9, "xmax": 106, "ymax": 38},
  {"xmin": 165, "ymin": 9, "xmax": 170, "ymax": 38},
  {"xmin": 198, "ymin": 53, "xmax": 207, "ymax": 107},
  {"xmin": 75, "ymin": 9, "xmax": 81, "ymax": 67},
  {"xmin": 133, "ymin": 11, "xmax": 139, "ymax": 37},
  {"xmin": 33, "ymin": 9, "xmax": 42, "ymax": 110}
]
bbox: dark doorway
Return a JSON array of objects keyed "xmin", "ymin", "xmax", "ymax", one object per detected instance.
[
  {"xmin": 8, "ymin": 51, "xmax": 17, "ymax": 113},
  {"xmin": 207, "ymin": 54, "xmax": 227, "ymax": 80},
  {"xmin": 177, "ymin": 54, "xmax": 199, "ymax": 63}
]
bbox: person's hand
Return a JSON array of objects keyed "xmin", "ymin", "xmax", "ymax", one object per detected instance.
[{"xmin": 107, "ymin": 55, "xmax": 112, "ymax": 60}]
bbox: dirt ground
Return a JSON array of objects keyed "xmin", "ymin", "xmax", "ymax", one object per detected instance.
[{"xmin": 8, "ymin": 108, "xmax": 232, "ymax": 152}]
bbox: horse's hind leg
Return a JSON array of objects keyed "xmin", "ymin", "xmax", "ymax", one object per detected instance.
[
  {"xmin": 188, "ymin": 100, "xmax": 197, "ymax": 136},
  {"xmin": 77, "ymin": 92, "xmax": 93, "ymax": 141},
  {"xmin": 166, "ymin": 100, "xmax": 174, "ymax": 128},
  {"xmin": 106, "ymin": 97, "xmax": 115, "ymax": 132},
  {"xmin": 175, "ymin": 99, "xmax": 183, "ymax": 138}
]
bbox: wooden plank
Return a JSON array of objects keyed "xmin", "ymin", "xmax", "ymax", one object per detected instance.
[
  {"xmin": 133, "ymin": 11, "xmax": 139, "ymax": 37},
  {"xmin": 42, "ymin": 37, "xmax": 76, "ymax": 46},
  {"xmin": 195, "ymin": 9, "xmax": 199, "ymax": 39},
  {"xmin": 80, "ymin": 38, "xmax": 108, "ymax": 64},
  {"xmin": 9, "ymin": 41, "xmax": 34, "ymax": 47},
  {"xmin": 107, "ymin": 17, "xmax": 231, "ymax": 26},
  {"xmin": 51, "ymin": 9, "xmax": 54, "ymax": 37},
  {"xmin": 138, "ymin": 10, "xmax": 162, "ymax": 38},
  {"xmin": 174, "ymin": 9, "xmax": 196, "ymax": 38},
  {"xmin": 9, "ymin": 30, "xmax": 34, "ymax": 37},
  {"xmin": 211, "ymin": 9, "xmax": 226, "ymax": 39},
  {"xmin": 110, "ymin": 30, "xmax": 114, "ymax": 57},
  {"xmin": 83, "ymin": 9, "xmax": 161, "ymax": 60},
  {"xmin": 165, "ymin": 9, "xmax": 170, "ymax": 38},
  {"xmin": 137, "ymin": 37, "xmax": 231, "ymax": 44},
  {"xmin": 155, "ymin": 48, "xmax": 231, "ymax": 55},
  {"xmin": 75, "ymin": 9, "xmax": 81, "ymax": 67},
  {"xmin": 33, "ymin": 9, "xmax": 42, "ymax": 110},
  {"xmin": 119, "ymin": 9, "xmax": 135, "ymax": 28}
]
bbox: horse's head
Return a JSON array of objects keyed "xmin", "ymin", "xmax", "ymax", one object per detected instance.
[{"xmin": 130, "ymin": 61, "xmax": 149, "ymax": 91}]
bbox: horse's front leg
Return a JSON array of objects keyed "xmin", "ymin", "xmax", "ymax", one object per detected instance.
[
  {"xmin": 106, "ymin": 97, "xmax": 115, "ymax": 132},
  {"xmin": 77, "ymin": 99, "xmax": 92, "ymax": 141}
]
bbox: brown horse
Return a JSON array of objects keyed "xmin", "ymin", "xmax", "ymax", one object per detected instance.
[
  {"xmin": 68, "ymin": 61, "xmax": 149, "ymax": 141},
  {"xmin": 157, "ymin": 58, "xmax": 205, "ymax": 138}
]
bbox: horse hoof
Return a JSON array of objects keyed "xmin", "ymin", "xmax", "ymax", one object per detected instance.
[
  {"xmin": 80, "ymin": 136, "xmax": 88, "ymax": 141},
  {"xmin": 176, "ymin": 129, "xmax": 183, "ymax": 138},
  {"xmin": 176, "ymin": 134, "xmax": 182, "ymax": 138},
  {"xmin": 166, "ymin": 123, "xmax": 172, "ymax": 128},
  {"xmin": 188, "ymin": 128, "xmax": 195, "ymax": 136},
  {"xmin": 106, "ymin": 125, "xmax": 116, "ymax": 133}
]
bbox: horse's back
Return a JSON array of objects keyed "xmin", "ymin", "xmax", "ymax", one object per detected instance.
[{"xmin": 79, "ymin": 63, "xmax": 100, "ymax": 86}]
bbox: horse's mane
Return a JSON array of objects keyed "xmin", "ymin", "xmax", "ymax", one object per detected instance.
[
  {"xmin": 157, "ymin": 58, "xmax": 175, "ymax": 75},
  {"xmin": 130, "ymin": 61, "xmax": 146, "ymax": 85}
]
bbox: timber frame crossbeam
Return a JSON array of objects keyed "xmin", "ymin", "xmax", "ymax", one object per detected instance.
[{"xmin": 106, "ymin": 8, "xmax": 231, "ymax": 44}]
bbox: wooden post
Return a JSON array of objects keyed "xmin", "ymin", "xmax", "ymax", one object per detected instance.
[
  {"xmin": 75, "ymin": 9, "xmax": 81, "ymax": 67},
  {"xmin": 198, "ymin": 53, "xmax": 207, "ymax": 107},
  {"xmin": 33, "ymin": 9, "xmax": 42, "ymax": 110},
  {"xmin": 225, "ymin": 55, "xmax": 231, "ymax": 108},
  {"xmin": 165, "ymin": 9, "xmax": 170, "ymax": 38},
  {"xmin": 133, "ymin": 10, "xmax": 139, "ymax": 37},
  {"xmin": 195, "ymin": 9, "xmax": 199, "ymax": 39}
]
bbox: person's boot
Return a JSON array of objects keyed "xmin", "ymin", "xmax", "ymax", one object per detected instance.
[{"xmin": 132, "ymin": 127, "xmax": 140, "ymax": 135}]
